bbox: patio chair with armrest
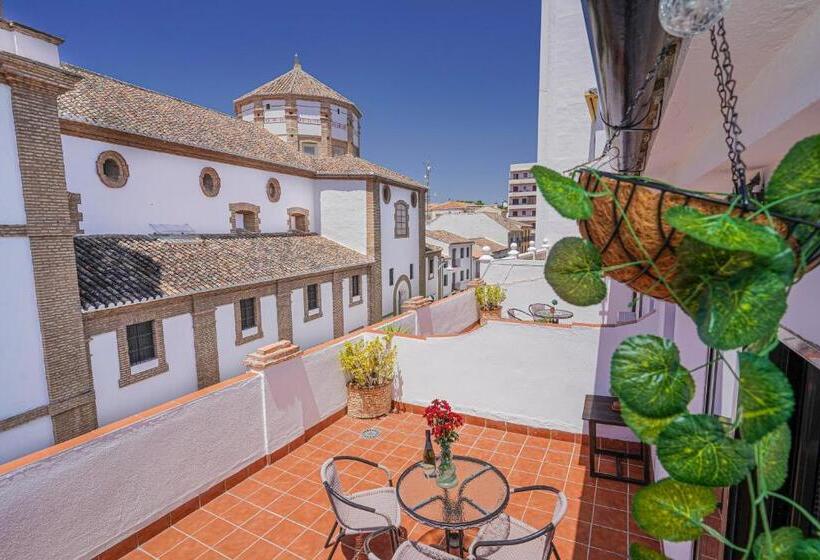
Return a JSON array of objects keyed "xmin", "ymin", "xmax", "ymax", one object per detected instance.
[
  {"xmin": 321, "ymin": 456, "xmax": 402, "ymax": 559},
  {"xmin": 365, "ymin": 528, "xmax": 463, "ymax": 560},
  {"xmin": 469, "ymin": 485, "xmax": 567, "ymax": 560},
  {"xmin": 506, "ymin": 308, "xmax": 533, "ymax": 321}
]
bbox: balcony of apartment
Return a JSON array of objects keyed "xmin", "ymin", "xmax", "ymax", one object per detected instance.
[{"xmin": 0, "ymin": 287, "xmax": 664, "ymax": 560}]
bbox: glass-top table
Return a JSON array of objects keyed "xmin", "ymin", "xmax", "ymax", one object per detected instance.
[
  {"xmin": 396, "ymin": 456, "xmax": 510, "ymax": 557},
  {"xmin": 529, "ymin": 304, "xmax": 574, "ymax": 323}
]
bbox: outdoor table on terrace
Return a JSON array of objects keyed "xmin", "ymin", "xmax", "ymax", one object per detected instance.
[
  {"xmin": 529, "ymin": 304, "xmax": 574, "ymax": 324},
  {"xmin": 396, "ymin": 456, "xmax": 510, "ymax": 558},
  {"xmin": 582, "ymin": 394, "xmax": 651, "ymax": 485}
]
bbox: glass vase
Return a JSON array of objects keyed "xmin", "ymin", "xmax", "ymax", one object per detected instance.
[{"xmin": 436, "ymin": 441, "xmax": 458, "ymax": 488}]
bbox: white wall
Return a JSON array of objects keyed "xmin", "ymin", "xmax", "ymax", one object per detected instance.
[
  {"xmin": 535, "ymin": 0, "xmax": 596, "ymax": 246},
  {"xmin": 419, "ymin": 289, "xmax": 478, "ymax": 336},
  {"xmin": 426, "ymin": 253, "xmax": 440, "ymax": 300},
  {"xmin": 782, "ymin": 267, "xmax": 820, "ymax": 347},
  {"xmin": 315, "ymin": 179, "xmax": 367, "ymax": 254},
  {"xmin": 0, "ymin": 374, "xmax": 267, "ymax": 560},
  {"xmin": 330, "ymin": 104, "xmax": 348, "ymax": 142},
  {"xmin": 61, "ymin": 136, "xmax": 316, "ymax": 234},
  {"xmin": 216, "ymin": 295, "xmax": 279, "ymax": 381},
  {"xmin": 0, "ymin": 416, "xmax": 53, "ymax": 466},
  {"xmin": 89, "ymin": 314, "xmax": 198, "ymax": 426},
  {"xmin": 291, "ymin": 282, "xmax": 334, "ymax": 349},
  {"xmin": 0, "ymin": 27, "xmax": 60, "ymax": 67},
  {"xmin": 296, "ymin": 100, "xmax": 321, "ymax": 136},
  {"xmin": 342, "ymin": 275, "xmax": 368, "ymax": 333},
  {"xmin": 0, "ymin": 238, "xmax": 50, "ymax": 431},
  {"xmin": 428, "ymin": 213, "xmax": 508, "ymax": 246},
  {"xmin": 380, "ymin": 185, "xmax": 420, "ymax": 317},
  {"xmin": 0, "ymin": 83, "xmax": 26, "ymax": 224}
]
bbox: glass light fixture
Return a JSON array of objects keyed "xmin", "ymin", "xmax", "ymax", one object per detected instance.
[{"xmin": 658, "ymin": 0, "xmax": 732, "ymax": 38}]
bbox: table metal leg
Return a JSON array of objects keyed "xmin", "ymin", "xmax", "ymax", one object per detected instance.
[{"xmin": 444, "ymin": 529, "xmax": 465, "ymax": 558}]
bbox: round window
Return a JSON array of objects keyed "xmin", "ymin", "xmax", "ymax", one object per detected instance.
[
  {"xmin": 96, "ymin": 151, "xmax": 129, "ymax": 188},
  {"xmin": 411, "ymin": 191, "xmax": 418, "ymax": 208},
  {"xmin": 199, "ymin": 167, "xmax": 221, "ymax": 197},
  {"xmin": 382, "ymin": 185, "xmax": 391, "ymax": 204},
  {"xmin": 266, "ymin": 178, "xmax": 281, "ymax": 202}
]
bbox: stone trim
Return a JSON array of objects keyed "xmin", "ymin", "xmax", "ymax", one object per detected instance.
[
  {"xmin": 67, "ymin": 192, "xmax": 83, "ymax": 234},
  {"xmin": 229, "ymin": 202, "xmax": 260, "ymax": 233},
  {"xmin": 266, "ymin": 178, "xmax": 281, "ymax": 202},
  {"xmin": 303, "ymin": 282, "xmax": 323, "ymax": 323},
  {"xmin": 245, "ymin": 340, "xmax": 301, "ymax": 373},
  {"xmin": 276, "ymin": 285, "xmax": 294, "ymax": 341},
  {"xmin": 0, "ymin": 405, "xmax": 50, "ymax": 432},
  {"xmin": 116, "ymin": 319, "xmax": 169, "ymax": 388},
  {"xmin": 366, "ymin": 179, "xmax": 383, "ymax": 323},
  {"xmin": 286, "ymin": 206, "xmax": 310, "ymax": 232},
  {"xmin": 96, "ymin": 150, "xmax": 129, "ymax": 188},
  {"xmin": 199, "ymin": 167, "xmax": 221, "ymax": 197},
  {"xmin": 234, "ymin": 296, "xmax": 264, "ymax": 346},
  {"xmin": 392, "ymin": 274, "xmax": 412, "ymax": 316},
  {"xmin": 393, "ymin": 200, "xmax": 409, "ymax": 238}
]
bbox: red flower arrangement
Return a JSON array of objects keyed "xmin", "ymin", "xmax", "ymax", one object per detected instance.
[{"xmin": 423, "ymin": 399, "xmax": 464, "ymax": 446}]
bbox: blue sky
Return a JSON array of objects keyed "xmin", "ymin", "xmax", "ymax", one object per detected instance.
[{"xmin": 9, "ymin": 1, "xmax": 540, "ymax": 204}]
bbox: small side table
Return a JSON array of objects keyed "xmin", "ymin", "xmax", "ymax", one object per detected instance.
[{"xmin": 582, "ymin": 394, "xmax": 650, "ymax": 485}]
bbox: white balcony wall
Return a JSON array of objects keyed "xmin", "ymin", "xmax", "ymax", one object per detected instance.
[
  {"xmin": 89, "ymin": 313, "xmax": 198, "ymax": 426},
  {"xmin": 61, "ymin": 136, "xmax": 315, "ymax": 234},
  {"xmin": 216, "ymin": 294, "xmax": 279, "ymax": 381}
]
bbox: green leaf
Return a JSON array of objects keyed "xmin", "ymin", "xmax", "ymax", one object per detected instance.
[
  {"xmin": 544, "ymin": 237, "xmax": 607, "ymax": 306},
  {"xmin": 766, "ymin": 134, "xmax": 820, "ymax": 221},
  {"xmin": 665, "ymin": 206, "xmax": 785, "ymax": 258},
  {"xmin": 611, "ymin": 335, "xmax": 694, "ymax": 418},
  {"xmin": 739, "ymin": 353, "xmax": 795, "ymax": 443},
  {"xmin": 755, "ymin": 424, "xmax": 791, "ymax": 492},
  {"xmin": 532, "ymin": 166, "xmax": 593, "ymax": 220},
  {"xmin": 621, "ymin": 402, "xmax": 681, "ymax": 445},
  {"xmin": 657, "ymin": 414, "xmax": 755, "ymax": 487},
  {"xmin": 795, "ymin": 539, "xmax": 820, "ymax": 559},
  {"xmin": 695, "ymin": 270, "xmax": 788, "ymax": 350},
  {"xmin": 629, "ymin": 542, "xmax": 669, "ymax": 560},
  {"xmin": 753, "ymin": 527, "xmax": 804, "ymax": 560},
  {"xmin": 632, "ymin": 479, "xmax": 717, "ymax": 541}
]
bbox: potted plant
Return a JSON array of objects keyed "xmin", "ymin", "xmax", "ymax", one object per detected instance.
[
  {"xmin": 535, "ymin": 134, "xmax": 820, "ymax": 558},
  {"xmin": 339, "ymin": 335, "xmax": 397, "ymax": 419},
  {"xmin": 423, "ymin": 399, "xmax": 464, "ymax": 488},
  {"xmin": 475, "ymin": 283, "xmax": 506, "ymax": 324}
]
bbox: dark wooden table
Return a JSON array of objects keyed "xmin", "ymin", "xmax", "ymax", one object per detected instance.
[{"xmin": 582, "ymin": 394, "xmax": 650, "ymax": 485}]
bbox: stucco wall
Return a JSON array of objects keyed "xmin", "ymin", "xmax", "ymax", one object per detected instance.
[
  {"xmin": 380, "ymin": 185, "xmax": 420, "ymax": 316},
  {"xmin": 216, "ymin": 295, "xmax": 279, "ymax": 381},
  {"xmin": 421, "ymin": 289, "xmax": 478, "ymax": 336},
  {"xmin": 0, "ymin": 375, "xmax": 266, "ymax": 560},
  {"xmin": 291, "ymin": 281, "xmax": 334, "ymax": 349},
  {"xmin": 0, "ymin": 83, "xmax": 25, "ymax": 224},
  {"xmin": 342, "ymin": 275, "xmax": 368, "ymax": 333},
  {"xmin": 0, "ymin": 416, "xmax": 54, "ymax": 466},
  {"xmin": 427, "ymin": 214, "xmax": 508, "ymax": 246},
  {"xmin": 0, "ymin": 28, "xmax": 61, "ymax": 66},
  {"xmin": 61, "ymin": 136, "xmax": 315, "ymax": 235},
  {"xmin": 315, "ymin": 179, "xmax": 367, "ymax": 254},
  {"xmin": 782, "ymin": 266, "xmax": 820, "ymax": 346},
  {"xmin": 89, "ymin": 314, "xmax": 198, "ymax": 426}
]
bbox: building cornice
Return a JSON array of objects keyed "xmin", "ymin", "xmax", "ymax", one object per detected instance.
[
  {"xmin": 0, "ymin": 51, "xmax": 80, "ymax": 94},
  {"xmin": 0, "ymin": 18, "xmax": 64, "ymax": 45}
]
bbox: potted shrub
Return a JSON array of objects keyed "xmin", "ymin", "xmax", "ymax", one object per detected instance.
[
  {"xmin": 475, "ymin": 283, "xmax": 506, "ymax": 324},
  {"xmin": 339, "ymin": 335, "xmax": 397, "ymax": 419}
]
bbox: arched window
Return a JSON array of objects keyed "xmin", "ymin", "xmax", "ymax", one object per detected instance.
[
  {"xmin": 394, "ymin": 201, "xmax": 409, "ymax": 238},
  {"xmin": 96, "ymin": 151, "xmax": 129, "ymax": 188}
]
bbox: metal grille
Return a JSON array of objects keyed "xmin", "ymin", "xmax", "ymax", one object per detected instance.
[
  {"xmin": 361, "ymin": 428, "xmax": 380, "ymax": 440},
  {"xmin": 307, "ymin": 284, "xmax": 319, "ymax": 310},
  {"xmin": 126, "ymin": 321, "xmax": 156, "ymax": 365},
  {"xmin": 239, "ymin": 298, "xmax": 256, "ymax": 330}
]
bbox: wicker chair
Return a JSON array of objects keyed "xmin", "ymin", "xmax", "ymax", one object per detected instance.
[
  {"xmin": 506, "ymin": 308, "xmax": 533, "ymax": 321},
  {"xmin": 469, "ymin": 485, "xmax": 567, "ymax": 560},
  {"xmin": 321, "ymin": 456, "xmax": 402, "ymax": 559},
  {"xmin": 365, "ymin": 528, "xmax": 463, "ymax": 560}
]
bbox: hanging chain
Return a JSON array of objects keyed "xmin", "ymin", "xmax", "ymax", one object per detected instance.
[{"xmin": 709, "ymin": 19, "xmax": 748, "ymax": 204}]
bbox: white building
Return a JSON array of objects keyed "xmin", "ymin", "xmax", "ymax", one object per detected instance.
[
  {"xmin": 425, "ymin": 230, "xmax": 476, "ymax": 296},
  {"xmin": 427, "ymin": 210, "xmax": 532, "ymax": 251},
  {"xmin": 506, "ymin": 163, "xmax": 537, "ymax": 228},
  {"xmin": 0, "ymin": 16, "xmax": 427, "ymax": 462}
]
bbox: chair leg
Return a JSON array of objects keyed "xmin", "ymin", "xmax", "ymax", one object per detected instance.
[
  {"xmin": 550, "ymin": 542, "xmax": 562, "ymax": 560},
  {"xmin": 325, "ymin": 522, "xmax": 343, "ymax": 560}
]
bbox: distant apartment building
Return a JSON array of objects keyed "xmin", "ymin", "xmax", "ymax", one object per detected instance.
[{"xmin": 507, "ymin": 163, "xmax": 537, "ymax": 229}]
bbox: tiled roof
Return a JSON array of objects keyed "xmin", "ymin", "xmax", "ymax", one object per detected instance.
[
  {"xmin": 59, "ymin": 65, "xmax": 316, "ymax": 172},
  {"xmin": 486, "ymin": 212, "xmax": 532, "ymax": 231},
  {"xmin": 428, "ymin": 201, "xmax": 473, "ymax": 211},
  {"xmin": 313, "ymin": 154, "xmax": 423, "ymax": 188},
  {"xmin": 235, "ymin": 60, "xmax": 359, "ymax": 114},
  {"xmin": 469, "ymin": 237, "xmax": 507, "ymax": 254},
  {"xmin": 426, "ymin": 230, "xmax": 471, "ymax": 245},
  {"xmin": 58, "ymin": 65, "xmax": 423, "ymax": 189},
  {"xmin": 74, "ymin": 234, "xmax": 373, "ymax": 311},
  {"xmin": 425, "ymin": 244, "xmax": 442, "ymax": 254}
]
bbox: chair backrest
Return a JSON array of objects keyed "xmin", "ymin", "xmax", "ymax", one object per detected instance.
[
  {"xmin": 507, "ymin": 308, "xmax": 532, "ymax": 321},
  {"xmin": 528, "ymin": 303, "xmax": 548, "ymax": 316},
  {"xmin": 472, "ymin": 486, "xmax": 568, "ymax": 560},
  {"xmin": 320, "ymin": 457, "xmax": 393, "ymax": 533}
]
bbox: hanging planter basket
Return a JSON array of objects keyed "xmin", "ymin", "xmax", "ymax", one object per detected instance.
[{"xmin": 574, "ymin": 169, "xmax": 819, "ymax": 301}]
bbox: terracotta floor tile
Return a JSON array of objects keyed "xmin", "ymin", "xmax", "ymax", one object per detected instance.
[
  {"xmin": 222, "ymin": 501, "xmax": 263, "ymax": 525},
  {"xmin": 590, "ymin": 525, "xmax": 628, "ymax": 556},
  {"xmin": 141, "ymin": 528, "xmax": 187, "ymax": 557},
  {"xmin": 554, "ymin": 538, "xmax": 589, "ymax": 560},
  {"xmin": 285, "ymin": 529, "xmax": 328, "ymax": 558},
  {"xmin": 161, "ymin": 538, "xmax": 208, "ymax": 560},
  {"xmin": 519, "ymin": 445, "xmax": 547, "ymax": 462},
  {"xmin": 230, "ymin": 479, "xmax": 264, "ymax": 499},
  {"xmin": 213, "ymin": 528, "xmax": 258, "ymax": 558},
  {"xmin": 266, "ymin": 494, "xmax": 305, "ymax": 517},
  {"xmin": 122, "ymin": 550, "xmax": 153, "ymax": 560},
  {"xmin": 595, "ymin": 488, "xmax": 629, "ymax": 511},
  {"xmin": 194, "ymin": 518, "xmax": 236, "ymax": 547},
  {"xmin": 237, "ymin": 539, "xmax": 281, "ymax": 560},
  {"xmin": 263, "ymin": 519, "xmax": 305, "ymax": 548},
  {"xmin": 204, "ymin": 493, "xmax": 243, "ymax": 516},
  {"xmin": 593, "ymin": 505, "xmax": 628, "ymax": 531},
  {"xmin": 514, "ymin": 457, "xmax": 542, "ymax": 474},
  {"xmin": 242, "ymin": 510, "xmax": 282, "ymax": 537},
  {"xmin": 174, "ymin": 509, "xmax": 217, "ymax": 535},
  {"xmin": 245, "ymin": 486, "xmax": 282, "ymax": 509},
  {"xmin": 288, "ymin": 501, "xmax": 325, "ymax": 527}
]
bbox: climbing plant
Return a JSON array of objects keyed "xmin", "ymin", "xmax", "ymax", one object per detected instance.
[{"xmin": 535, "ymin": 134, "xmax": 820, "ymax": 559}]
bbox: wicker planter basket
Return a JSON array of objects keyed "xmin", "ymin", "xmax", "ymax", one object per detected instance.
[
  {"xmin": 479, "ymin": 307, "xmax": 502, "ymax": 325},
  {"xmin": 574, "ymin": 169, "xmax": 812, "ymax": 301},
  {"xmin": 347, "ymin": 383, "xmax": 393, "ymax": 419}
]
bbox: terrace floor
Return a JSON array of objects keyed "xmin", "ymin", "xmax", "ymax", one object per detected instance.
[{"xmin": 122, "ymin": 412, "xmax": 660, "ymax": 560}]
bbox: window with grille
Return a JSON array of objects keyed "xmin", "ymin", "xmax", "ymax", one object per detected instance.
[
  {"xmin": 351, "ymin": 275, "xmax": 361, "ymax": 298},
  {"xmin": 389, "ymin": 268, "xmax": 394, "ymax": 286},
  {"xmin": 307, "ymin": 284, "xmax": 319, "ymax": 311},
  {"xmin": 444, "ymin": 274, "xmax": 448, "ymax": 286},
  {"xmin": 239, "ymin": 298, "xmax": 256, "ymax": 330},
  {"xmin": 126, "ymin": 321, "xmax": 156, "ymax": 365},
  {"xmin": 410, "ymin": 264, "xmax": 414, "ymax": 280},
  {"xmin": 394, "ymin": 202, "xmax": 409, "ymax": 238},
  {"xmin": 460, "ymin": 270, "xmax": 464, "ymax": 281},
  {"xmin": 428, "ymin": 257, "xmax": 434, "ymax": 278}
]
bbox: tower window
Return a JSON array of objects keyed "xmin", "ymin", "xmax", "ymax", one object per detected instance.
[{"xmin": 394, "ymin": 201, "xmax": 409, "ymax": 238}]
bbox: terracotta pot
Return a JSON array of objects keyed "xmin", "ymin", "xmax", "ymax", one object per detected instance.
[
  {"xmin": 577, "ymin": 170, "xmax": 794, "ymax": 301},
  {"xmin": 479, "ymin": 307, "xmax": 502, "ymax": 325},
  {"xmin": 347, "ymin": 383, "xmax": 392, "ymax": 419}
]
